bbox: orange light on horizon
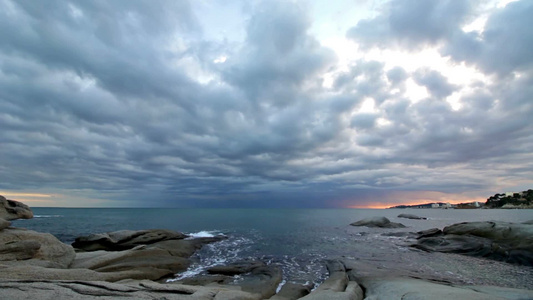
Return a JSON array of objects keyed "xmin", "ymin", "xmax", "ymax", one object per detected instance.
[
  {"xmin": 0, "ymin": 192, "xmax": 52, "ymax": 198},
  {"xmin": 344, "ymin": 191, "xmax": 488, "ymax": 209}
]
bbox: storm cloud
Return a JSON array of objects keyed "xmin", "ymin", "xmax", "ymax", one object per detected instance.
[{"xmin": 0, "ymin": 0, "xmax": 531, "ymax": 207}]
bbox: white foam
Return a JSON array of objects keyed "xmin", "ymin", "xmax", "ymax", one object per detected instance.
[
  {"xmin": 34, "ymin": 215, "xmax": 62, "ymax": 218},
  {"xmin": 186, "ymin": 230, "xmax": 224, "ymax": 239},
  {"xmin": 276, "ymin": 279, "xmax": 287, "ymax": 293}
]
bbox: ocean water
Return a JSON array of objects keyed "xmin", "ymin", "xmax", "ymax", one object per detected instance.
[{"xmin": 12, "ymin": 208, "xmax": 533, "ymax": 288}]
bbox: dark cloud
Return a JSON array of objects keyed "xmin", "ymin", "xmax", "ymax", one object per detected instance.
[{"xmin": 0, "ymin": 0, "xmax": 531, "ymax": 207}]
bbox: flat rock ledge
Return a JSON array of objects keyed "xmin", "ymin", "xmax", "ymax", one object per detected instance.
[
  {"xmin": 2, "ymin": 259, "xmax": 532, "ymax": 300},
  {"xmin": 350, "ymin": 216, "xmax": 406, "ymax": 228}
]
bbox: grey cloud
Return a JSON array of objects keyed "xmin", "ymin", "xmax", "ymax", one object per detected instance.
[
  {"xmin": 413, "ymin": 68, "xmax": 457, "ymax": 98},
  {"xmin": 386, "ymin": 67, "xmax": 408, "ymax": 85},
  {"xmin": 347, "ymin": 0, "xmax": 475, "ymax": 49},
  {"xmin": 444, "ymin": 0, "xmax": 533, "ymax": 76},
  {"xmin": 350, "ymin": 113, "xmax": 378, "ymax": 129}
]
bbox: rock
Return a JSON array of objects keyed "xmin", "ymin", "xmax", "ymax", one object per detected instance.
[
  {"xmin": 72, "ymin": 229, "xmax": 188, "ymax": 251},
  {"xmin": 0, "ymin": 218, "xmax": 10, "ymax": 230},
  {"xmin": 0, "ymin": 279, "xmax": 261, "ymax": 300},
  {"xmin": 411, "ymin": 221, "xmax": 533, "ymax": 266},
  {"xmin": 442, "ymin": 221, "xmax": 533, "ymax": 242},
  {"xmin": 71, "ymin": 247, "xmax": 190, "ymax": 281},
  {"xmin": 237, "ymin": 265, "xmax": 283, "ymax": 299},
  {"xmin": 0, "ymin": 264, "xmax": 162, "ymax": 282},
  {"xmin": 268, "ymin": 283, "xmax": 311, "ymax": 300},
  {"xmin": 301, "ymin": 260, "xmax": 364, "ymax": 300},
  {"xmin": 71, "ymin": 233, "xmax": 226, "ymax": 281},
  {"xmin": 207, "ymin": 260, "xmax": 265, "ymax": 276},
  {"xmin": 0, "ymin": 240, "xmax": 41, "ymax": 260},
  {"xmin": 0, "ymin": 195, "xmax": 33, "ymax": 221},
  {"xmin": 350, "ymin": 217, "xmax": 406, "ymax": 228},
  {"xmin": 357, "ymin": 276, "xmax": 533, "ymax": 300},
  {"xmin": 176, "ymin": 260, "xmax": 282, "ymax": 299},
  {"xmin": 416, "ymin": 228, "xmax": 442, "ymax": 239},
  {"xmin": 398, "ymin": 213, "xmax": 427, "ymax": 220},
  {"xmin": 412, "ymin": 234, "xmax": 493, "ymax": 255},
  {"xmin": 523, "ymin": 220, "xmax": 533, "ymax": 225},
  {"xmin": 0, "ymin": 227, "xmax": 75, "ymax": 268}
]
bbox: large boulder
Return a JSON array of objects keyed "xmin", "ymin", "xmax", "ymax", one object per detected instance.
[
  {"xmin": 0, "ymin": 227, "xmax": 75, "ymax": 268},
  {"xmin": 411, "ymin": 221, "xmax": 533, "ymax": 266},
  {"xmin": 0, "ymin": 195, "xmax": 33, "ymax": 221},
  {"xmin": 72, "ymin": 229, "xmax": 188, "ymax": 251},
  {"xmin": 71, "ymin": 232, "xmax": 225, "ymax": 281},
  {"xmin": 350, "ymin": 217, "xmax": 406, "ymax": 228}
]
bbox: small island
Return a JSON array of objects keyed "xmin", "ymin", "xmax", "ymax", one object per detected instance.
[{"xmin": 390, "ymin": 189, "xmax": 533, "ymax": 209}]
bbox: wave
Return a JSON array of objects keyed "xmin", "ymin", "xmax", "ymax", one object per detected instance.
[{"xmin": 186, "ymin": 230, "xmax": 225, "ymax": 239}]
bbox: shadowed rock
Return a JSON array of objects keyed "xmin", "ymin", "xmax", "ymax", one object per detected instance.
[
  {"xmin": 350, "ymin": 217, "xmax": 406, "ymax": 228},
  {"xmin": 0, "ymin": 195, "xmax": 33, "ymax": 221},
  {"xmin": 398, "ymin": 213, "xmax": 427, "ymax": 220},
  {"xmin": 268, "ymin": 282, "xmax": 312, "ymax": 300},
  {"xmin": 72, "ymin": 229, "xmax": 188, "ymax": 251},
  {"xmin": 0, "ymin": 218, "xmax": 10, "ymax": 230},
  {"xmin": 207, "ymin": 260, "xmax": 265, "ymax": 276},
  {"xmin": 71, "ymin": 231, "xmax": 226, "ymax": 281},
  {"xmin": 411, "ymin": 221, "xmax": 533, "ymax": 266},
  {"xmin": 416, "ymin": 228, "xmax": 442, "ymax": 239},
  {"xmin": 176, "ymin": 260, "xmax": 283, "ymax": 299}
]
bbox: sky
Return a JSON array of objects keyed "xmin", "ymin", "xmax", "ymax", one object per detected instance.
[{"xmin": 0, "ymin": 0, "xmax": 532, "ymax": 208}]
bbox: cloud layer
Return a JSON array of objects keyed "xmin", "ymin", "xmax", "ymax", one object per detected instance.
[{"xmin": 0, "ymin": 0, "xmax": 531, "ymax": 207}]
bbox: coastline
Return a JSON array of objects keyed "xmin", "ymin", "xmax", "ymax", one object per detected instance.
[{"xmin": 2, "ymin": 196, "xmax": 533, "ymax": 299}]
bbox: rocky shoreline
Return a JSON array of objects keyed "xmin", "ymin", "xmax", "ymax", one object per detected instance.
[{"xmin": 1, "ymin": 196, "xmax": 533, "ymax": 299}]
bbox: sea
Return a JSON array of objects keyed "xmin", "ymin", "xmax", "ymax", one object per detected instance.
[{"xmin": 12, "ymin": 208, "xmax": 533, "ymax": 289}]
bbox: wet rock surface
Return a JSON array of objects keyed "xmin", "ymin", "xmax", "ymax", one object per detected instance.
[{"xmin": 350, "ymin": 216, "xmax": 406, "ymax": 228}]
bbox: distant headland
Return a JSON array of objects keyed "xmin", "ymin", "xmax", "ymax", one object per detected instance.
[{"xmin": 390, "ymin": 189, "xmax": 533, "ymax": 209}]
